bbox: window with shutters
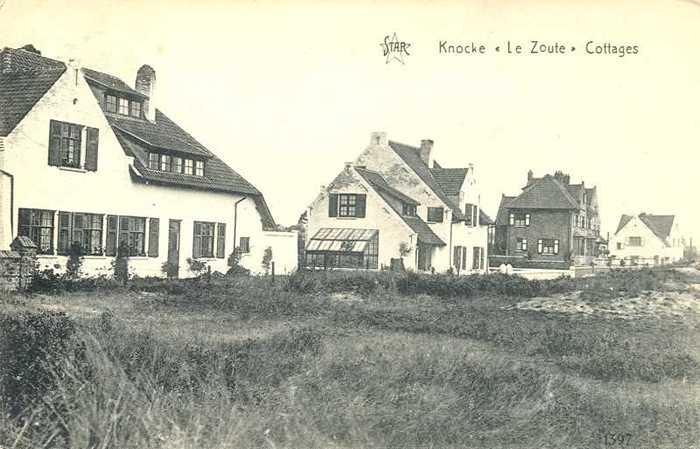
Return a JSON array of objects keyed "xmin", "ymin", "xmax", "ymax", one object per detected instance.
[
  {"xmin": 337, "ymin": 194, "xmax": 366, "ymax": 218},
  {"xmin": 193, "ymin": 221, "xmax": 215, "ymax": 258},
  {"xmin": 508, "ymin": 212, "xmax": 530, "ymax": 227},
  {"xmin": 148, "ymin": 218, "xmax": 159, "ymax": 257},
  {"xmin": 18, "ymin": 209, "xmax": 54, "ymax": 255},
  {"xmin": 537, "ymin": 239, "xmax": 559, "ymax": 255},
  {"xmin": 239, "ymin": 237, "xmax": 250, "ymax": 253},
  {"xmin": 56, "ymin": 212, "xmax": 103, "ymax": 255},
  {"xmin": 516, "ymin": 238, "xmax": 527, "ymax": 252},
  {"xmin": 427, "ymin": 207, "xmax": 444, "ymax": 223},
  {"xmin": 49, "ymin": 120, "xmax": 82, "ymax": 168},
  {"xmin": 216, "ymin": 223, "xmax": 226, "ymax": 258},
  {"xmin": 115, "ymin": 216, "xmax": 146, "ymax": 256}
]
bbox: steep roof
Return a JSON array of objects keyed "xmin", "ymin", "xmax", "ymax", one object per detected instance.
[
  {"xmin": 495, "ymin": 195, "xmax": 517, "ymax": 225},
  {"xmin": 507, "ymin": 175, "xmax": 579, "ymax": 210},
  {"xmin": 0, "ymin": 47, "xmax": 66, "ymax": 136},
  {"xmin": 78, "ymin": 66, "xmax": 276, "ymax": 229},
  {"xmin": 355, "ymin": 167, "xmax": 419, "ymax": 206},
  {"xmin": 388, "ymin": 140, "xmax": 465, "ymax": 220},
  {"xmin": 430, "ymin": 167, "xmax": 467, "ymax": 196},
  {"xmin": 615, "ymin": 214, "xmax": 634, "ymax": 234},
  {"xmin": 355, "ymin": 167, "xmax": 444, "ymax": 246},
  {"xmin": 639, "ymin": 214, "xmax": 675, "ymax": 243}
]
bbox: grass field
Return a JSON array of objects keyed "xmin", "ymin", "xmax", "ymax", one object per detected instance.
[{"xmin": 1, "ymin": 268, "xmax": 699, "ymax": 449}]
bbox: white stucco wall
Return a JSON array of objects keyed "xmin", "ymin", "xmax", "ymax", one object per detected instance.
[
  {"xmin": 0, "ymin": 66, "xmax": 291, "ymax": 277},
  {"xmin": 609, "ymin": 216, "xmax": 683, "ymax": 264},
  {"xmin": 306, "ymin": 167, "xmax": 417, "ymax": 270}
]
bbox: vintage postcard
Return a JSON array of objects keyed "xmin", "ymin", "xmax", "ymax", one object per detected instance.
[{"xmin": 0, "ymin": 1, "xmax": 698, "ymax": 448}]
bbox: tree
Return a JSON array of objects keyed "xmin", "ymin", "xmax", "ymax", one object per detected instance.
[{"xmin": 262, "ymin": 246, "xmax": 273, "ymax": 275}]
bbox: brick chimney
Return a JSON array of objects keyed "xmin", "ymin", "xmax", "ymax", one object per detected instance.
[
  {"xmin": 527, "ymin": 169, "xmax": 533, "ymax": 183},
  {"xmin": 135, "ymin": 65, "xmax": 157, "ymax": 122},
  {"xmin": 419, "ymin": 139, "xmax": 433, "ymax": 166},
  {"xmin": 553, "ymin": 170, "xmax": 570, "ymax": 185}
]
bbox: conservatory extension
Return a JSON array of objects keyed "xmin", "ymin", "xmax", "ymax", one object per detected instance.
[{"xmin": 305, "ymin": 228, "xmax": 379, "ymax": 270}]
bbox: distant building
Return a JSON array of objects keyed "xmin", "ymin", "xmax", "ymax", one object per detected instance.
[
  {"xmin": 305, "ymin": 132, "xmax": 492, "ymax": 273},
  {"xmin": 491, "ymin": 170, "xmax": 602, "ymax": 269},
  {"xmin": 609, "ymin": 213, "xmax": 685, "ymax": 265},
  {"xmin": 0, "ymin": 45, "xmax": 297, "ymax": 277}
]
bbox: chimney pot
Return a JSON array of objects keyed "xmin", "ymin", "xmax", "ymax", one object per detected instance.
[
  {"xmin": 370, "ymin": 131, "xmax": 387, "ymax": 146},
  {"xmin": 135, "ymin": 64, "xmax": 157, "ymax": 121},
  {"xmin": 419, "ymin": 139, "xmax": 434, "ymax": 166}
]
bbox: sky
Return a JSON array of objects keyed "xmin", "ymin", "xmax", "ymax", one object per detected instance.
[{"xmin": 1, "ymin": 0, "xmax": 699, "ymax": 241}]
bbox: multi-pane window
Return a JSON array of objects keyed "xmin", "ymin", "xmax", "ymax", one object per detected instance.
[
  {"xmin": 173, "ymin": 157, "xmax": 183, "ymax": 173},
  {"xmin": 239, "ymin": 237, "xmax": 250, "ymax": 253},
  {"xmin": 117, "ymin": 216, "xmax": 146, "ymax": 256},
  {"xmin": 537, "ymin": 239, "xmax": 559, "ymax": 255},
  {"xmin": 18, "ymin": 209, "xmax": 54, "ymax": 254},
  {"xmin": 58, "ymin": 212, "xmax": 103, "ymax": 255},
  {"xmin": 148, "ymin": 152, "xmax": 159, "ymax": 170},
  {"xmin": 50, "ymin": 121, "xmax": 82, "ymax": 168},
  {"xmin": 509, "ymin": 212, "xmax": 530, "ymax": 227},
  {"xmin": 628, "ymin": 237, "xmax": 642, "ymax": 247},
  {"xmin": 118, "ymin": 98, "xmax": 129, "ymax": 115},
  {"xmin": 193, "ymin": 221, "xmax": 215, "ymax": 258},
  {"xmin": 105, "ymin": 95, "xmax": 117, "ymax": 113},
  {"xmin": 472, "ymin": 247, "xmax": 485, "ymax": 270},
  {"xmin": 339, "ymin": 194, "xmax": 357, "ymax": 217},
  {"xmin": 427, "ymin": 207, "xmax": 444, "ymax": 223},
  {"xmin": 465, "ymin": 204, "xmax": 478, "ymax": 227},
  {"xmin": 402, "ymin": 203, "xmax": 417, "ymax": 217},
  {"xmin": 160, "ymin": 154, "xmax": 171, "ymax": 172},
  {"xmin": 516, "ymin": 238, "xmax": 528, "ymax": 252},
  {"xmin": 184, "ymin": 159, "xmax": 194, "ymax": 175},
  {"xmin": 195, "ymin": 160, "xmax": 205, "ymax": 176},
  {"xmin": 453, "ymin": 246, "xmax": 467, "ymax": 272},
  {"xmin": 130, "ymin": 101, "xmax": 141, "ymax": 118}
]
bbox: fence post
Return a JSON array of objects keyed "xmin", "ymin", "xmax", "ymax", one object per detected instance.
[
  {"xmin": 207, "ymin": 265, "xmax": 212, "ymax": 284},
  {"xmin": 271, "ymin": 261, "xmax": 275, "ymax": 285}
]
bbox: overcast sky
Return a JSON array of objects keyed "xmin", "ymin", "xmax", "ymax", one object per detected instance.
[{"xmin": 2, "ymin": 0, "xmax": 699, "ymax": 241}]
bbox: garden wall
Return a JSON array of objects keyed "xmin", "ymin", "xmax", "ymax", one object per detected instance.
[{"xmin": 0, "ymin": 236, "xmax": 37, "ymax": 291}]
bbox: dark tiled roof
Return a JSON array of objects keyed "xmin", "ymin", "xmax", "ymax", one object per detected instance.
[
  {"xmin": 639, "ymin": 214, "xmax": 675, "ymax": 243},
  {"xmin": 431, "ymin": 168, "xmax": 467, "ymax": 196},
  {"xmin": 495, "ymin": 195, "xmax": 516, "ymax": 225},
  {"xmin": 355, "ymin": 167, "xmax": 419, "ymax": 205},
  {"xmin": 0, "ymin": 48, "xmax": 66, "ymax": 136},
  {"xmin": 479, "ymin": 210, "xmax": 494, "ymax": 226},
  {"xmin": 615, "ymin": 214, "xmax": 634, "ymax": 234},
  {"xmin": 106, "ymin": 110, "xmax": 212, "ymax": 158},
  {"xmin": 507, "ymin": 175, "xmax": 579, "ymax": 210},
  {"xmin": 388, "ymin": 140, "xmax": 465, "ymax": 220},
  {"xmin": 355, "ymin": 167, "xmax": 444, "ymax": 246},
  {"xmin": 83, "ymin": 68, "xmax": 147, "ymax": 98}
]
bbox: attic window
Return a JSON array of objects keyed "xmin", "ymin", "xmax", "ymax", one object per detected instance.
[
  {"xmin": 402, "ymin": 203, "xmax": 417, "ymax": 217},
  {"xmin": 118, "ymin": 98, "xmax": 129, "ymax": 115},
  {"xmin": 105, "ymin": 95, "xmax": 117, "ymax": 113},
  {"xmin": 105, "ymin": 93, "xmax": 142, "ymax": 118},
  {"xmin": 147, "ymin": 151, "xmax": 204, "ymax": 177}
]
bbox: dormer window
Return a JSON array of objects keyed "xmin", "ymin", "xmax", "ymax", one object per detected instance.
[
  {"xmin": 402, "ymin": 203, "xmax": 417, "ymax": 217},
  {"xmin": 147, "ymin": 151, "xmax": 204, "ymax": 177},
  {"xmin": 130, "ymin": 101, "xmax": 141, "ymax": 118},
  {"xmin": 118, "ymin": 98, "xmax": 129, "ymax": 115},
  {"xmin": 105, "ymin": 95, "xmax": 117, "ymax": 113}
]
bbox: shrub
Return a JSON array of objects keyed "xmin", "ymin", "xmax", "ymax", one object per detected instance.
[
  {"xmin": 112, "ymin": 242, "xmax": 130, "ymax": 284},
  {"xmin": 65, "ymin": 242, "xmax": 84, "ymax": 280}
]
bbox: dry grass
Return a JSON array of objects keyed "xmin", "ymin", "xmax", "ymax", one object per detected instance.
[{"xmin": 1, "ymin": 268, "xmax": 699, "ymax": 449}]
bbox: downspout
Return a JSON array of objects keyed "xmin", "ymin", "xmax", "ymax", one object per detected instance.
[
  {"xmin": 232, "ymin": 195, "xmax": 247, "ymax": 256},
  {"xmin": 448, "ymin": 214, "xmax": 453, "ymax": 271},
  {"xmin": 0, "ymin": 169, "xmax": 14, "ymax": 236}
]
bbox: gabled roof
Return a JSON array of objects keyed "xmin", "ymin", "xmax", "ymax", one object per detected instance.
[
  {"xmin": 0, "ymin": 47, "xmax": 66, "ymax": 136},
  {"xmin": 355, "ymin": 167, "xmax": 419, "ymax": 206},
  {"xmin": 431, "ymin": 167, "xmax": 467, "ymax": 196},
  {"xmin": 507, "ymin": 175, "xmax": 579, "ymax": 210},
  {"xmin": 639, "ymin": 214, "xmax": 675, "ymax": 243},
  {"xmin": 83, "ymin": 68, "xmax": 147, "ymax": 99},
  {"xmin": 355, "ymin": 167, "xmax": 444, "ymax": 246},
  {"xmin": 615, "ymin": 214, "xmax": 634, "ymax": 234},
  {"xmin": 495, "ymin": 195, "xmax": 517, "ymax": 225},
  {"xmin": 388, "ymin": 140, "xmax": 465, "ymax": 220}
]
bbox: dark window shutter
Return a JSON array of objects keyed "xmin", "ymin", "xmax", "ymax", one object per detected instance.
[
  {"xmin": 105, "ymin": 215, "xmax": 118, "ymax": 256},
  {"xmin": 216, "ymin": 223, "xmax": 226, "ymax": 258},
  {"xmin": 453, "ymin": 247, "xmax": 460, "ymax": 271},
  {"xmin": 148, "ymin": 218, "xmax": 159, "ymax": 257},
  {"xmin": 85, "ymin": 127, "xmax": 99, "ymax": 171},
  {"xmin": 356, "ymin": 194, "xmax": 366, "ymax": 218},
  {"xmin": 48, "ymin": 120, "xmax": 61, "ymax": 166},
  {"xmin": 328, "ymin": 194, "xmax": 338, "ymax": 217},
  {"xmin": 462, "ymin": 247, "xmax": 467, "ymax": 269}
]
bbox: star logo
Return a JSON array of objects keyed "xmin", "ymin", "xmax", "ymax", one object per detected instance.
[{"xmin": 380, "ymin": 33, "xmax": 411, "ymax": 65}]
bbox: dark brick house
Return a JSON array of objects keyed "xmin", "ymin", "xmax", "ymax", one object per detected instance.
[{"xmin": 490, "ymin": 170, "xmax": 601, "ymax": 269}]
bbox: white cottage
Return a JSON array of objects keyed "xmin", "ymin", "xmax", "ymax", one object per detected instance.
[
  {"xmin": 0, "ymin": 45, "xmax": 297, "ymax": 277},
  {"xmin": 305, "ymin": 132, "xmax": 491, "ymax": 273},
  {"xmin": 609, "ymin": 213, "xmax": 685, "ymax": 265}
]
